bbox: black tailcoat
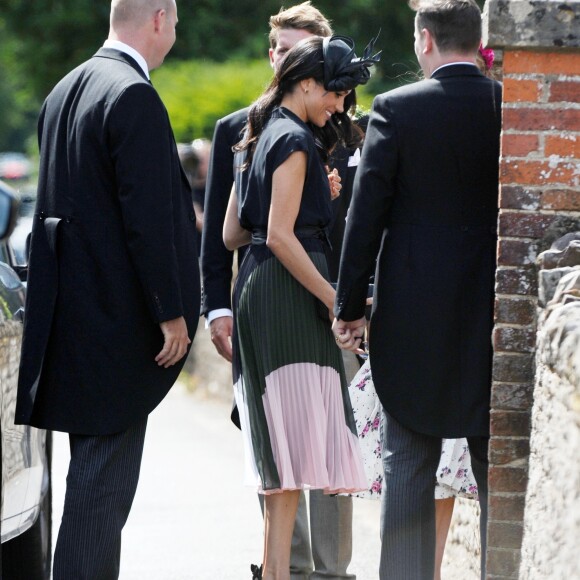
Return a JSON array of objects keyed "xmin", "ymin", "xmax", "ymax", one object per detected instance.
[
  {"xmin": 335, "ymin": 65, "xmax": 502, "ymax": 438},
  {"xmin": 16, "ymin": 49, "xmax": 200, "ymax": 435}
]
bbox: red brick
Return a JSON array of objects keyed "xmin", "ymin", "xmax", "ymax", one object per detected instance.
[
  {"xmin": 491, "ymin": 382, "xmax": 535, "ymax": 411},
  {"xmin": 504, "ymin": 51, "xmax": 580, "ymax": 75},
  {"xmin": 498, "ymin": 211, "xmax": 556, "ymax": 237},
  {"xmin": 494, "ymin": 297, "xmax": 537, "ymax": 325},
  {"xmin": 499, "ymin": 185, "xmax": 541, "ymax": 210},
  {"xmin": 487, "ymin": 547, "xmax": 521, "ymax": 578},
  {"xmin": 488, "ymin": 521, "xmax": 524, "ymax": 550},
  {"xmin": 501, "ymin": 133, "xmax": 540, "ymax": 157},
  {"xmin": 497, "ymin": 238, "xmax": 539, "ymax": 266},
  {"xmin": 500, "ymin": 158, "xmax": 578, "ymax": 185},
  {"xmin": 545, "ymin": 134, "xmax": 580, "ymax": 158},
  {"xmin": 503, "ymin": 78, "xmax": 542, "ymax": 103},
  {"xmin": 492, "ymin": 352, "xmax": 535, "ymax": 382},
  {"xmin": 492, "ymin": 325, "xmax": 536, "ymax": 352},
  {"xmin": 489, "ymin": 494, "xmax": 526, "ymax": 522},
  {"xmin": 489, "ymin": 436, "xmax": 531, "ymax": 464},
  {"xmin": 541, "ymin": 188, "xmax": 580, "ymax": 211},
  {"xmin": 503, "ymin": 108, "xmax": 580, "ymax": 132},
  {"xmin": 488, "ymin": 466, "xmax": 529, "ymax": 493},
  {"xmin": 490, "ymin": 411, "xmax": 532, "ymax": 437},
  {"xmin": 549, "ymin": 81, "xmax": 580, "ymax": 104},
  {"xmin": 495, "ymin": 267, "xmax": 538, "ymax": 296}
]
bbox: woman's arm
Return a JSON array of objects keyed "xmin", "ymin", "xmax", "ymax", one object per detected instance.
[
  {"xmin": 223, "ymin": 184, "xmax": 251, "ymax": 251},
  {"xmin": 267, "ymin": 151, "xmax": 335, "ymax": 318}
]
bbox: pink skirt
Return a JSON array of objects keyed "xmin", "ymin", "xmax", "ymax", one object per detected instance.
[{"xmin": 235, "ymin": 363, "xmax": 367, "ymax": 495}]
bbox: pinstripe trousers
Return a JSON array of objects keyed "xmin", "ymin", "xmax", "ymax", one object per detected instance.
[
  {"xmin": 379, "ymin": 410, "xmax": 489, "ymax": 580},
  {"xmin": 53, "ymin": 418, "xmax": 148, "ymax": 580}
]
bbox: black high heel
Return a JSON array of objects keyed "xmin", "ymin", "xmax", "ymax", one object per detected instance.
[{"xmin": 251, "ymin": 563, "xmax": 263, "ymax": 579}]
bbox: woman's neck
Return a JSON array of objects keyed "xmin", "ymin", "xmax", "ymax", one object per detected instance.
[{"xmin": 280, "ymin": 93, "xmax": 307, "ymax": 123}]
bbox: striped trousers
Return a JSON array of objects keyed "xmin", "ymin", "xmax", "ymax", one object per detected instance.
[
  {"xmin": 53, "ymin": 418, "xmax": 148, "ymax": 580},
  {"xmin": 379, "ymin": 410, "xmax": 489, "ymax": 580}
]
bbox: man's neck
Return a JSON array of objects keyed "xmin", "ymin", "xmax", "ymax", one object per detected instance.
[
  {"xmin": 104, "ymin": 36, "xmax": 151, "ymax": 79},
  {"xmin": 424, "ymin": 54, "xmax": 476, "ymax": 78},
  {"xmin": 108, "ymin": 29, "xmax": 155, "ymax": 71}
]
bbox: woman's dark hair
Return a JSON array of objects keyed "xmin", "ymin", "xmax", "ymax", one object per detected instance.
[
  {"xmin": 235, "ymin": 36, "xmax": 366, "ymax": 168},
  {"xmin": 315, "ymin": 90, "xmax": 363, "ymax": 163}
]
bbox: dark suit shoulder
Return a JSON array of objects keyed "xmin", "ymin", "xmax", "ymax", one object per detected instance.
[
  {"xmin": 90, "ymin": 55, "xmax": 151, "ymax": 94},
  {"xmin": 220, "ymin": 106, "xmax": 250, "ymax": 127},
  {"xmin": 376, "ymin": 69, "xmax": 500, "ymax": 109},
  {"xmin": 48, "ymin": 52, "xmax": 152, "ymax": 110},
  {"xmin": 216, "ymin": 107, "xmax": 250, "ymax": 147},
  {"xmin": 110, "ymin": 80, "xmax": 162, "ymax": 112}
]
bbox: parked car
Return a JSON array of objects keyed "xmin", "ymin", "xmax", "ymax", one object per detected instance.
[
  {"xmin": 0, "ymin": 179, "xmax": 52, "ymax": 579},
  {"xmin": 0, "ymin": 153, "xmax": 32, "ymax": 182},
  {"xmin": 9, "ymin": 187, "xmax": 35, "ymax": 268}
]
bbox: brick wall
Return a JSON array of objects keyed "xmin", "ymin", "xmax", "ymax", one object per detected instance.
[{"xmin": 487, "ymin": 46, "xmax": 580, "ymax": 578}]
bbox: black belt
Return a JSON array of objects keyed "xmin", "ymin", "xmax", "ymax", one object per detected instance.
[{"xmin": 251, "ymin": 226, "xmax": 331, "ymax": 249}]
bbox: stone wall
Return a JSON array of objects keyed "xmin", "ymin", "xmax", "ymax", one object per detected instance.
[
  {"xmin": 483, "ymin": 0, "xmax": 580, "ymax": 576},
  {"xmin": 519, "ymin": 240, "xmax": 580, "ymax": 578}
]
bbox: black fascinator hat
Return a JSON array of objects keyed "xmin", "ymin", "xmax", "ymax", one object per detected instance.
[{"xmin": 322, "ymin": 33, "xmax": 381, "ymax": 92}]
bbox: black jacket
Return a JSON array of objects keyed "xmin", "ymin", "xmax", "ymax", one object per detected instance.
[
  {"xmin": 16, "ymin": 48, "xmax": 200, "ymax": 435},
  {"xmin": 335, "ymin": 65, "xmax": 502, "ymax": 438}
]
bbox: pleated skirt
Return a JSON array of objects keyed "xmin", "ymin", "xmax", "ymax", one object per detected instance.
[{"xmin": 232, "ymin": 243, "xmax": 367, "ymax": 495}]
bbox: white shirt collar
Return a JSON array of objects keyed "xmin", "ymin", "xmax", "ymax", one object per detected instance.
[
  {"xmin": 431, "ymin": 61, "xmax": 478, "ymax": 77},
  {"xmin": 103, "ymin": 39, "xmax": 150, "ymax": 80}
]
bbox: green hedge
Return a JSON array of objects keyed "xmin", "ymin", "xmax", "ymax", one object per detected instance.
[{"xmin": 152, "ymin": 58, "xmax": 375, "ymax": 142}]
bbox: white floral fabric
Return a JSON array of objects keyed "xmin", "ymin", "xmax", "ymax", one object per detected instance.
[{"xmin": 348, "ymin": 360, "xmax": 479, "ymax": 501}]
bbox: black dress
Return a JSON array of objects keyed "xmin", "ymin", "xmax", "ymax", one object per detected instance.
[{"xmin": 231, "ymin": 107, "xmax": 366, "ymax": 494}]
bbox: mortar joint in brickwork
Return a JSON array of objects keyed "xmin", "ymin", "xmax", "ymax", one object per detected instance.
[
  {"xmin": 494, "ymin": 321, "xmax": 535, "ymax": 329},
  {"xmin": 503, "ymin": 102, "xmax": 580, "ymax": 110}
]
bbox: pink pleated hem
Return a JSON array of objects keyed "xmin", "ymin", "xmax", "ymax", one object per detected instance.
[
  {"xmin": 258, "ymin": 362, "xmax": 368, "ymax": 495},
  {"xmin": 259, "ymin": 484, "xmax": 366, "ymax": 496}
]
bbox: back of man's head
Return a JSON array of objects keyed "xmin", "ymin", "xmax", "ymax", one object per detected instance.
[
  {"xmin": 269, "ymin": 1, "xmax": 332, "ymax": 49},
  {"xmin": 111, "ymin": 0, "xmax": 171, "ymax": 29},
  {"xmin": 409, "ymin": 0, "xmax": 481, "ymax": 55}
]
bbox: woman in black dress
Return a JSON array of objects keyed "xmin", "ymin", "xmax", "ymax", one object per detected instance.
[{"xmin": 223, "ymin": 35, "xmax": 379, "ymax": 579}]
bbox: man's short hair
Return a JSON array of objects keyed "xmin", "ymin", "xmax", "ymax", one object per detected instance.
[
  {"xmin": 409, "ymin": 0, "xmax": 481, "ymax": 54},
  {"xmin": 111, "ymin": 0, "xmax": 171, "ymax": 27},
  {"xmin": 269, "ymin": 1, "xmax": 333, "ymax": 49}
]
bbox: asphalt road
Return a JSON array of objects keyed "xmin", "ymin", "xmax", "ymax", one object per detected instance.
[{"xmin": 51, "ymin": 383, "xmax": 383, "ymax": 580}]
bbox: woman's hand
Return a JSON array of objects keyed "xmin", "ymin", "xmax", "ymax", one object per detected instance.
[
  {"xmin": 327, "ymin": 167, "xmax": 342, "ymax": 200},
  {"xmin": 332, "ymin": 316, "xmax": 367, "ymax": 354}
]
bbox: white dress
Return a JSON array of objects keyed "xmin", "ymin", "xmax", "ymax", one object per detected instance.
[{"xmin": 348, "ymin": 360, "xmax": 479, "ymax": 501}]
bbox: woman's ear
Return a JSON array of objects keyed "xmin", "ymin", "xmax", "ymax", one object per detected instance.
[{"xmin": 299, "ymin": 78, "xmax": 312, "ymax": 94}]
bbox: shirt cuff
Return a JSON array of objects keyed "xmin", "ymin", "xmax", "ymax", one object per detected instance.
[{"xmin": 206, "ymin": 308, "xmax": 233, "ymax": 328}]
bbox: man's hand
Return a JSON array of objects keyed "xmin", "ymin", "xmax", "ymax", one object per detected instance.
[
  {"xmin": 156, "ymin": 317, "xmax": 191, "ymax": 368},
  {"xmin": 332, "ymin": 316, "xmax": 367, "ymax": 354},
  {"xmin": 210, "ymin": 316, "xmax": 233, "ymax": 362}
]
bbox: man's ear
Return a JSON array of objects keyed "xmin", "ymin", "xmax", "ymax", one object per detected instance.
[
  {"xmin": 422, "ymin": 28, "xmax": 434, "ymax": 55},
  {"xmin": 268, "ymin": 48, "xmax": 275, "ymax": 70},
  {"xmin": 153, "ymin": 8, "xmax": 166, "ymax": 33}
]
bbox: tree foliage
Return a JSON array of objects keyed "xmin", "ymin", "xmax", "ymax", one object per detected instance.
[
  {"xmin": 0, "ymin": 0, "xmax": 419, "ymax": 101},
  {"xmin": 152, "ymin": 59, "xmax": 274, "ymax": 141},
  {"xmin": 0, "ymin": 0, "xmax": 434, "ymax": 150},
  {"xmin": 0, "ymin": 17, "xmax": 40, "ymax": 151}
]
